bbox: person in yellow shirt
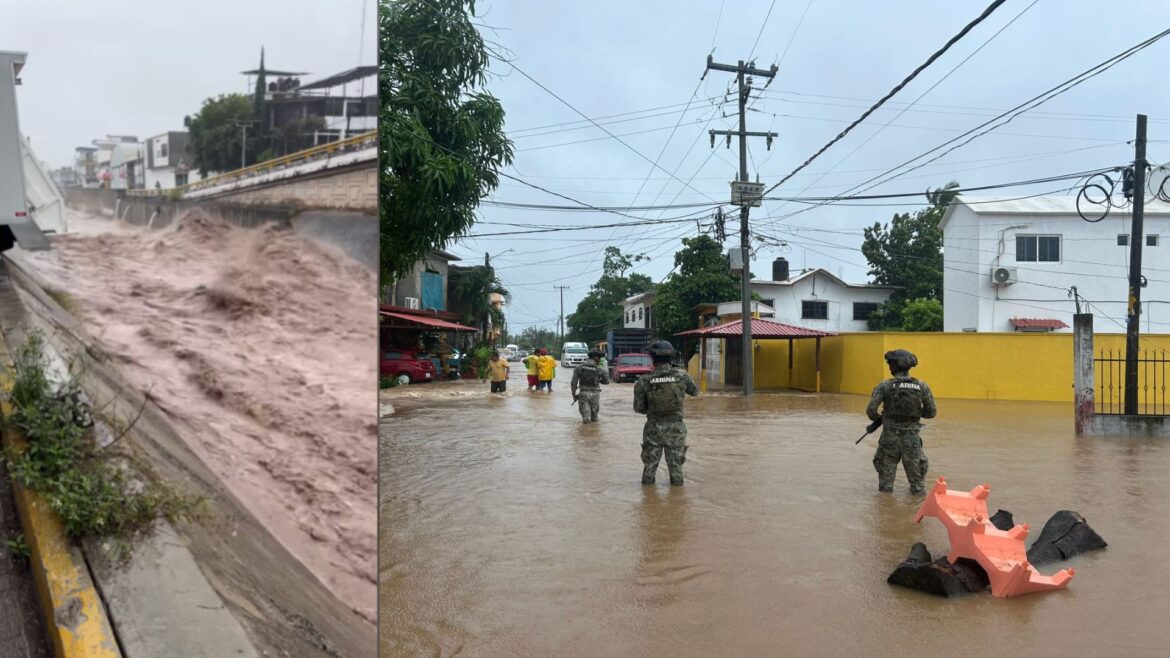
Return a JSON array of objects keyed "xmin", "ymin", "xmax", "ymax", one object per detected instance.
[
  {"xmin": 522, "ymin": 351, "xmax": 540, "ymax": 392},
  {"xmin": 536, "ymin": 348, "xmax": 557, "ymax": 394},
  {"xmin": 488, "ymin": 351, "xmax": 510, "ymax": 394}
]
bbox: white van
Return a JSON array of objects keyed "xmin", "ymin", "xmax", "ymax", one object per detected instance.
[{"xmin": 561, "ymin": 344, "xmax": 588, "ymax": 368}]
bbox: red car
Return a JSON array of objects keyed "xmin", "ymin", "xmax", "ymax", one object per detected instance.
[
  {"xmin": 381, "ymin": 348, "xmax": 436, "ymax": 385},
  {"xmin": 611, "ymin": 352, "xmax": 654, "ymax": 383}
]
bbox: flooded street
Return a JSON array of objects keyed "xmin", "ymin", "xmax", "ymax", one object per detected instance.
[{"xmin": 381, "ymin": 369, "xmax": 1170, "ymax": 656}]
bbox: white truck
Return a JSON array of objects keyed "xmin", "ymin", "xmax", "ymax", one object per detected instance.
[{"xmin": 1, "ymin": 50, "xmax": 62, "ymax": 252}]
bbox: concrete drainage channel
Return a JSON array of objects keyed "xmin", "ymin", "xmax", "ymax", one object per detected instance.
[{"xmin": 0, "ymin": 256, "xmax": 373, "ymax": 657}]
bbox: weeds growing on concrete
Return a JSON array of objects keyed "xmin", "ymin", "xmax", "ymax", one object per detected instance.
[
  {"xmin": 43, "ymin": 287, "xmax": 80, "ymax": 319},
  {"xmin": 379, "ymin": 376, "xmax": 399, "ymax": 389},
  {"xmin": 3, "ymin": 332, "xmax": 204, "ymax": 543},
  {"xmin": 5, "ymin": 533, "xmax": 29, "ymax": 564}
]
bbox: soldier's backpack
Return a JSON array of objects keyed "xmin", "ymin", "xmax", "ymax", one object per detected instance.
[
  {"xmin": 646, "ymin": 369, "xmax": 685, "ymax": 414},
  {"xmin": 886, "ymin": 376, "xmax": 924, "ymax": 418},
  {"xmin": 578, "ymin": 364, "xmax": 600, "ymax": 388}
]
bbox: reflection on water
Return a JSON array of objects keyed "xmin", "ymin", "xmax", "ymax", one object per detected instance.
[{"xmin": 381, "ymin": 372, "xmax": 1170, "ymax": 656}]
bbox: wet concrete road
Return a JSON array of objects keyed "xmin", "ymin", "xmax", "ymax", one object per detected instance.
[{"xmin": 380, "ymin": 370, "xmax": 1170, "ymax": 656}]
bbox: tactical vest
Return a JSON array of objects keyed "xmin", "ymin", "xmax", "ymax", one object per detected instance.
[
  {"xmin": 577, "ymin": 363, "xmax": 601, "ymax": 389},
  {"xmin": 645, "ymin": 369, "xmax": 685, "ymax": 415},
  {"xmin": 886, "ymin": 376, "xmax": 924, "ymax": 418}
]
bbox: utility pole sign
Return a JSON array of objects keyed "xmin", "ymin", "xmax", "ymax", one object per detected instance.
[{"xmin": 705, "ymin": 54, "xmax": 777, "ymax": 396}]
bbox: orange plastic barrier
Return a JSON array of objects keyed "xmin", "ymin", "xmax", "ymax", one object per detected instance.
[{"xmin": 914, "ymin": 476, "xmax": 1074, "ymax": 598}]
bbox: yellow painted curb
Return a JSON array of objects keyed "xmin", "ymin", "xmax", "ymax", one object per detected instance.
[{"xmin": 1, "ymin": 395, "xmax": 122, "ymax": 658}]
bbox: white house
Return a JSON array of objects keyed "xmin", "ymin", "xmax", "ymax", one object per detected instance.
[
  {"xmin": 749, "ymin": 258, "xmax": 898, "ymax": 332},
  {"xmin": 622, "ymin": 291, "xmax": 655, "ymax": 329},
  {"xmin": 941, "ymin": 195, "xmax": 1170, "ymax": 333}
]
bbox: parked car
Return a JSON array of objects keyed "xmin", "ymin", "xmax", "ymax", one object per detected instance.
[
  {"xmin": 611, "ymin": 352, "xmax": 654, "ymax": 383},
  {"xmin": 381, "ymin": 348, "xmax": 436, "ymax": 385}
]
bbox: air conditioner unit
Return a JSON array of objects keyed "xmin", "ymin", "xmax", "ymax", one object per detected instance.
[
  {"xmin": 990, "ymin": 267, "xmax": 1017, "ymax": 286},
  {"xmin": 404, "ymin": 296, "xmax": 420, "ymax": 309}
]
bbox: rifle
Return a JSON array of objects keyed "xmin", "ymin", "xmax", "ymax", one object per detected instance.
[{"xmin": 854, "ymin": 417, "xmax": 883, "ymax": 445}]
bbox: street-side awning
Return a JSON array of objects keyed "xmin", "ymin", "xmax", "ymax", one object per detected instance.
[
  {"xmin": 381, "ymin": 311, "xmax": 477, "ymax": 332},
  {"xmin": 675, "ymin": 317, "xmax": 835, "ymax": 338},
  {"xmin": 1010, "ymin": 318, "xmax": 1069, "ymax": 331}
]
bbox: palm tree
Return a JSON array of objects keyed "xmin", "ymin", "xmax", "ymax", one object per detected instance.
[
  {"xmin": 449, "ymin": 264, "xmax": 509, "ymax": 343},
  {"xmin": 926, "ymin": 180, "xmax": 961, "ymax": 209}
]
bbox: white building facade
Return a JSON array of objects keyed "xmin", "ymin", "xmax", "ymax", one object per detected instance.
[
  {"xmin": 750, "ymin": 267, "xmax": 898, "ymax": 332},
  {"xmin": 622, "ymin": 291, "xmax": 655, "ymax": 329},
  {"xmin": 941, "ymin": 195, "xmax": 1170, "ymax": 333}
]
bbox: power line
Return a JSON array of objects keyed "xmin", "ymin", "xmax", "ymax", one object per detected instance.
[
  {"xmin": 761, "ymin": 0, "xmax": 1038, "ymax": 224},
  {"xmin": 763, "ymin": 27, "xmax": 1170, "ymax": 228},
  {"xmin": 765, "ymin": 0, "xmax": 1008, "ymax": 193}
]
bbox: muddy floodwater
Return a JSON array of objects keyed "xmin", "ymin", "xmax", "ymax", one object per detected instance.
[{"xmin": 380, "ymin": 369, "xmax": 1170, "ymax": 656}]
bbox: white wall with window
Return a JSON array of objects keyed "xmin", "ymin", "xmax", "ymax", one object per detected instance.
[
  {"xmin": 749, "ymin": 269, "xmax": 897, "ymax": 332},
  {"xmin": 941, "ymin": 196, "xmax": 1170, "ymax": 332},
  {"xmin": 622, "ymin": 291, "xmax": 655, "ymax": 329}
]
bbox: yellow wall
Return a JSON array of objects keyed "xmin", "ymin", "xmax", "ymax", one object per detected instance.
[{"xmin": 742, "ymin": 332, "xmax": 1170, "ymax": 402}]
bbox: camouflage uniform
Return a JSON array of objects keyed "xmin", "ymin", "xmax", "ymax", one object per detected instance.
[
  {"xmin": 634, "ymin": 364, "xmax": 699, "ymax": 485},
  {"xmin": 571, "ymin": 360, "xmax": 609, "ymax": 423},
  {"xmin": 866, "ymin": 376, "xmax": 937, "ymax": 494}
]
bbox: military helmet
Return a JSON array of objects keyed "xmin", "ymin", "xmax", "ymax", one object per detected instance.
[
  {"xmin": 647, "ymin": 340, "xmax": 675, "ymax": 359},
  {"xmin": 884, "ymin": 349, "xmax": 918, "ymax": 371},
  {"xmin": 588, "ymin": 348, "xmax": 604, "ymax": 359}
]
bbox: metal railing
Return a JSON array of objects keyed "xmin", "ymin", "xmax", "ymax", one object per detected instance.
[
  {"xmin": 125, "ymin": 130, "xmax": 377, "ymax": 198},
  {"xmin": 1094, "ymin": 348, "xmax": 1169, "ymax": 415}
]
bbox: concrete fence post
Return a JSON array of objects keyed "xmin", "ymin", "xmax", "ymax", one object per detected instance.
[{"xmin": 1073, "ymin": 313, "xmax": 1095, "ymax": 435}]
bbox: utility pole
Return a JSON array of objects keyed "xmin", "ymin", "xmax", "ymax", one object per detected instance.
[
  {"xmin": 1125, "ymin": 114, "xmax": 1148, "ymax": 415},
  {"xmin": 554, "ymin": 285, "xmax": 570, "ymax": 347},
  {"xmin": 233, "ymin": 120, "xmax": 256, "ymax": 170},
  {"xmin": 705, "ymin": 55, "xmax": 778, "ymax": 396}
]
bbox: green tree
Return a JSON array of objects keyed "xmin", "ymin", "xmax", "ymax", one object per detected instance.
[
  {"xmin": 272, "ymin": 116, "xmax": 327, "ymax": 158},
  {"xmin": 861, "ymin": 181, "xmax": 959, "ymax": 330},
  {"xmin": 901, "ymin": 297, "xmax": 944, "ymax": 331},
  {"xmin": 654, "ymin": 235, "xmax": 741, "ymax": 352},
  {"xmin": 184, "ymin": 94, "xmax": 254, "ymax": 176},
  {"xmin": 382, "ymin": 0, "xmax": 514, "ymax": 288},
  {"xmin": 518, "ymin": 326, "xmax": 557, "ymax": 352},
  {"xmin": 449, "ymin": 264, "xmax": 508, "ymax": 342},
  {"xmin": 566, "ymin": 247, "xmax": 654, "ymax": 344}
]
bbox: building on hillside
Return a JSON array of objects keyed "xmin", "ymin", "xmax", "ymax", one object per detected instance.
[
  {"xmin": 50, "ymin": 166, "xmax": 80, "ymax": 189},
  {"xmin": 385, "ymin": 250, "xmax": 459, "ymax": 312},
  {"xmin": 243, "ymin": 53, "xmax": 377, "ymax": 148},
  {"xmin": 108, "ymin": 141, "xmax": 144, "ymax": 190},
  {"xmin": 73, "ymin": 147, "xmax": 98, "ymax": 187},
  {"xmin": 622, "ymin": 291, "xmax": 655, "ymax": 329},
  {"xmin": 89, "ymin": 135, "xmax": 139, "ymax": 189},
  {"xmin": 144, "ymin": 131, "xmax": 205, "ymax": 189},
  {"xmin": 941, "ymin": 195, "xmax": 1170, "ymax": 333},
  {"xmin": 750, "ymin": 258, "xmax": 898, "ymax": 332}
]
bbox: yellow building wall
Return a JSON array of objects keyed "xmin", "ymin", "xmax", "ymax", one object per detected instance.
[{"xmin": 743, "ymin": 332, "xmax": 1170, "ymax": 402}]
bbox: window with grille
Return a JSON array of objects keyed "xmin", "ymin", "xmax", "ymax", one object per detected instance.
[
  {"xmin": 853, "ymin": 302, "xmax": 880, "ymax": 321},
  {"xmin": 802, "ymin": 300, "xmax": 828, "ymax": 320}
]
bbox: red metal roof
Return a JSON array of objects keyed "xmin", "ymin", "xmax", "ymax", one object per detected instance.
[
  {"xmin": 381, "ymin": 311, "xmax": 477, "ymax": 332},
  {"xmin": 675, "ymin": 318, "xmax": 835, "ymax": 339},
  {"xmin": 379, "ymin": 303, "xmax": 461, "ymax": 321},
  {"xmin": 1010, "ymin": 318, "xmax": 1069, "ymax": 330}
]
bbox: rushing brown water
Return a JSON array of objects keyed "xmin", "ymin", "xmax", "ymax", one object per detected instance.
[
  {"xmin": 16, "ymin": 208, "xmax": 378, "ymax": 623},
  {"xmin": 381, "ymin": 369, "xmax": 1170, "ymax": 656}
]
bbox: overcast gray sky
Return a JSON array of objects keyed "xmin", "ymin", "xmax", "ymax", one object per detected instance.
[
  {"xmin": 446, "ymin": 0, "xmax": 1170, "ymax": 335},
  {"xmin": 1, "ymin": 0, "xmax": 376, "ymax": 168}
]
